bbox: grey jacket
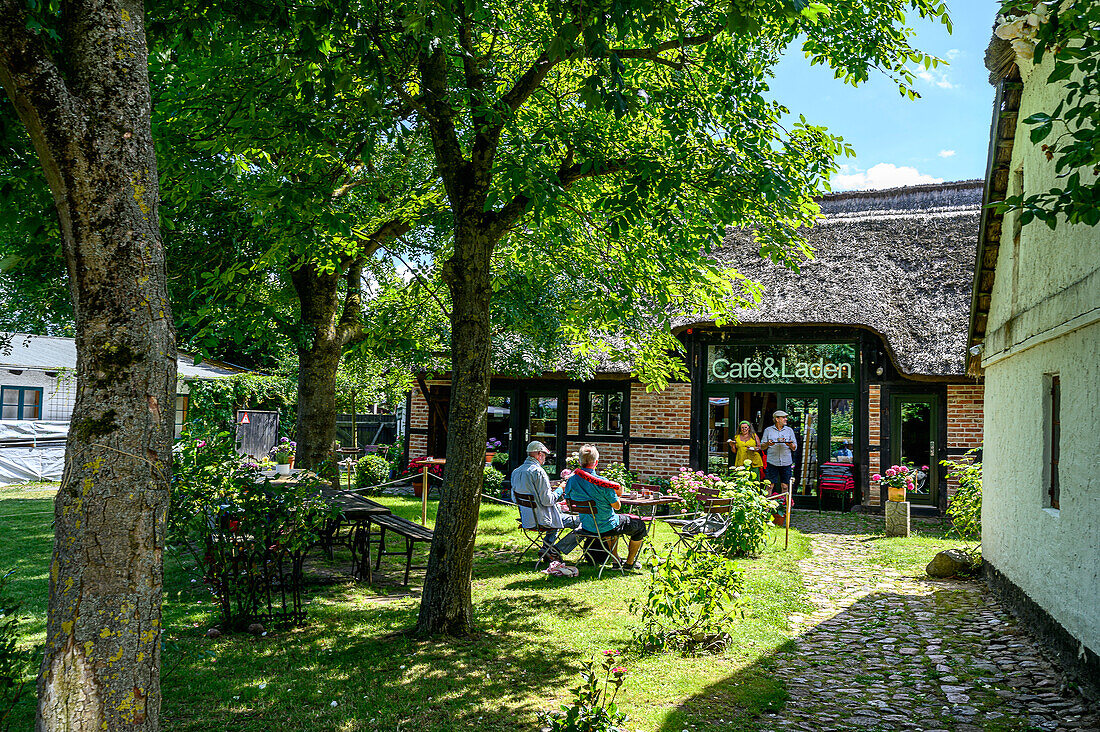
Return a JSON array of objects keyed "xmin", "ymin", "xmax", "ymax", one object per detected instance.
[{"xmin": 511, "ymin": 457, "xmax": 564, "ymax": 529}]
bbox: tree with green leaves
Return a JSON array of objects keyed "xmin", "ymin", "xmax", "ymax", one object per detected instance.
[
  {"xmin": 0, "ymin": 0, "xmax": 174, "ymax": 728},
  {"xmin": 994, "ymin": 0, "xmax": 1100, "ymax": 228},
  {"xmin": 321, "ymin": 0, "xmax": 952, "ymax": 636}
]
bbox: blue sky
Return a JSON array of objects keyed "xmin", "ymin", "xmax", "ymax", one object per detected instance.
[{"xmin": 768, "ymin": 1, "xmax": 1000, "ymax": 190}]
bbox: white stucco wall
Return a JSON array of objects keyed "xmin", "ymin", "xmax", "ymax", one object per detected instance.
[
  {"xmin": 0, "ymin": 368, "xmax": 75, "ymax": 421},
  {"xmin": 981, "ymin": 48, "xmax": 1100, "ymax": 656}
]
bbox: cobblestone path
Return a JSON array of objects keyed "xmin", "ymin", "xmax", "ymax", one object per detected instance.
[{"xmin": 759, "ymin": 513, "xmax": 1100, "ymax": 732}]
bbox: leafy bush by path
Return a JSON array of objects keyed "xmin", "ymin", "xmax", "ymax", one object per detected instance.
[
  {"xmin": 630, "ymin": 538, "xmax": 744, "ymax": 655},
  {"xmin": 483, "ymin": 465, "xmax": 505, "ymax": 493},
  {"xmin": 355, "ymin": 454, "xmax": 391, "ymax": 494},
  {"xmin": 942, "ymin": 450, "xmax": 982, "ymax": 542},
  {"xmin": 671, "ymin": 464, "xmax": 775, "ymax": 557}
]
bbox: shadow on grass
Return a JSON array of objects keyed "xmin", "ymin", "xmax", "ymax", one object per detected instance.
[{"xmin": 160, "ymin": 592, "xmax": 593, "ymax": 732}]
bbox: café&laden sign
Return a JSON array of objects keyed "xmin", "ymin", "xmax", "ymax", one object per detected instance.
[{"xmin": 707, "ymin": 343, "xmax": 856, "ymax": 385}]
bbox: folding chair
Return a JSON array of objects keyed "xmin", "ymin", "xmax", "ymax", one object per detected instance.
[
  {"xmin": 566, "ymin": 499, "xmax": 628, "ymax": 578},
  {"xmin": 667, "ymin": 496, "xmax": 734, "ymax": 553},
  {"xmin": 657, "ymin": 484, "xmax": 721, "ymax": 532},
  {"xmin": 817, "ymin": 462, "xmax": 856, "ymax": 512},
  {"xmin": 513, "ymin": 492, "xmax": 560, "ymax": 568}
]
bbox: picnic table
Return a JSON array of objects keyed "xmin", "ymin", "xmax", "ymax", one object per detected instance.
[{"xmin": 260, "ymin": 470, "xmax": 390, "ymax": 581}]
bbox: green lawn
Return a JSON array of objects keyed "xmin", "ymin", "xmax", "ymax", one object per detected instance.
[
  {"xmin": 3, "ymin": 484, "xmax": 812, "ymax": 731},
  {"xmin": 864, "ymin": 519, "xmax": 974, "ymax": 577}
]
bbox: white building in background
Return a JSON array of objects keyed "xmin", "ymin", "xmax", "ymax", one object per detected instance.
[
  {"xmin": 0, "ymin": 332, "xmax": 240, "ymax": 483},
  {"xmin": 969, "ymin": 30, "xmax": 1100, "ymax": 697}
]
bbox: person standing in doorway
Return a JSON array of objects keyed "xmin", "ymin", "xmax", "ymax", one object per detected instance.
[
  {"xmin": 727, "ymin": 420, "xmax": 764, "ymax": 484},
  {"xmin": 762, "ymin": 410, "xmax": 797, "ymax": 496}
]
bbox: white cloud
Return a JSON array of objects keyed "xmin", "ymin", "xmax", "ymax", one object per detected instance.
[
  {"xmin": 831, "ymin": 163, "xmax": 944, "ymax": 191},
  {"xmin": 938, "ymin": 149, "xmax": 956, "ymax": 158},
  {"xmin": 917, "ymin": 68, "xmax": 956, "ymax": 89}
]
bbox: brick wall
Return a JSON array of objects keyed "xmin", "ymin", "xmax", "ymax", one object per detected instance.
[
  {"xmin": 408, "ymin": 433, "xmax": 428, "ymax": 457},
  {"xmin": 567, "ymin": 389, "xmax": 580, "ymax": 434},
  {"xmin": 629, "ymin": 383, "xmax": 691, "ymax": 439},
  {"xmin": 564, "ymin": 439, "xmax": 623, "ymax": 466},
  {"xmin": 946, "ymin": 383, "xmax": 985, "ymax": 504},
  {"xmin": 867, "ymin": 384, "xmax": 881, "ymax": 507},
  {"xmin": 410, "ymin": 383, "xmax": 429, "ymax": 431},
  {"xmin": 629, "ymin": 444, "xmax": 690, "ymax": 479}
]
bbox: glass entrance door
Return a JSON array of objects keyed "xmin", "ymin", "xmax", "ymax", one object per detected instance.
[
  {"xmin": 784, "ymin": 397, "xmax": 819, "ymax": 497},
  {"xmin": 891, "ymin": 395, "xmax": 938, "ymax": 506},
  {"xmin": 525, "ymin": 391, "xmax": 564, "ymax": 474}
]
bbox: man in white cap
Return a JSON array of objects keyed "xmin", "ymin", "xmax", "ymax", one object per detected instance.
[
  {"xmin": 762, "ymin": 410, "xmax": 797, "ymax": 496},
  {"xmin": 511, "ymin": 440, "xmax": 580, "ymax": 562}
]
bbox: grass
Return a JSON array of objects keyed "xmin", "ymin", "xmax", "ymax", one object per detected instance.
[
  {"xmin": 857, "ymin": 514, "xmax": 975, "ymax": 577},
  {"xmin": 2, "ymin": 483, "xmax": 815, "ymax": 731}
]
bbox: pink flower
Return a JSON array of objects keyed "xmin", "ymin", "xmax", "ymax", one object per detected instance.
[
  {"xmin": 871, "ymin": 474, "xmax": 882, "ymax": 482},
  {"xmin": 921, "ymin": 465, "xmax": 929, "ymax": 471},
  {"xmin": 560, "ymin": 469, "xmax": 573, "ymax": 479},
  {"xmin": 898, "ymin": 465, "xmax": 909, "ymax": 474},
  {"xmin": 611, "ymin": 666, "xmax": 627, "ymax": 674},
  {"xmin": 196, "ymin": 440, "xmax": 206, "ymax": 449},
  {"xmin": 885, "ymin": 468, "xmax": 897, "ymax": 478},
  {"xmin": 906, "ymin": 480, "xmax": 914, "ymax": 490}
]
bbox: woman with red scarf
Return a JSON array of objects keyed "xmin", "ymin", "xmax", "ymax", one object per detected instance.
[{"xmin": 564, "ymin": 444, "xmax": 647, "ymax": 569}]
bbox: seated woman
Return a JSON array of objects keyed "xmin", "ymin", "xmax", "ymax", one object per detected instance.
[{"xmin": 564, "ymin": 444, "xmax": 647, "ymax": 570}]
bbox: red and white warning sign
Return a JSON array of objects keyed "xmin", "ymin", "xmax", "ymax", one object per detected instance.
[{"xmin": 240, "ymin": 413, "xmax": 250, "ymax": 424}]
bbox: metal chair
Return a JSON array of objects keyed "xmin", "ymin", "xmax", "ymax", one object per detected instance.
[
  {"xmin": 666, "ymin": 496, "xmax": 734, "ymax": 552},
  {"xmin": 566, "ymin": 499, "xmax": 627, "ymax": 578},
  {"xmin": 513, "ymin": 491, "xmax": 560, "ymax": 568}
]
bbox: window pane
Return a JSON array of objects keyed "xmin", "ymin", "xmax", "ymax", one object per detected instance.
[
  {"xmin": 588, "ymin": 393, "xmax": 606, "ymax": 433},
  {"xmin": 707, "ymin": 396, "xmax": 730, "ymax": 473},
  {"xmin": 24, "ymin": 389, "xmax": 41, "ymax": 406},
  {"xmin": 608, "ymin": 393, "xmax": 622, "ymax": 432},
  {"xmin": 2, "ymin": 405, "xmax": 18, "ymax": 419},
  {"xmin": 1, "ymin": 388, "xmax": 18, "ymax": 406}
]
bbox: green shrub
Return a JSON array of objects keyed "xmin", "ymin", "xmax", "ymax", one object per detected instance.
[
  {"xmin": 0, "ymin": 570, "xmax": 31, "ymax": 731},
  {"xmin": 714, "ymin": 464, "xmax": 776, "ymax": 557},
  {"xmin": 630, "ymin": 538, "xmax": 743, "ymax": 655},
  {"xmin": 491, "ymin": 451, "xmax": 509, "ymax": 467},
  {"xmin": 355, "ymin": 454, "xmax": 391, "ymax": 494},
  {"xmin": 483, "ymin": 465, "xmax": 505, "ymax": 492},
  {"xmin": 170, "ymin": 431, "xmax": 338, "ymax": 629},
  {"xmin": 943, "ymin": 450, "xmax": 982, "ymax": 542},
  {"xmin": 538, "ymin": 654, "xmax": 629, "ymax": 732},
  {"xmin": 601, "ymin": 462, "xmax": 636, "ymax": 490}
]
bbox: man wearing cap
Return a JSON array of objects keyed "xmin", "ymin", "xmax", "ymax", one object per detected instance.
[
  {"xmin": 762, "ymin": 410, "xmax": 798, "ymax": 496},
  {"xmin": 511, "ymin": 440, "xmax": 580, "ymax": 562}
]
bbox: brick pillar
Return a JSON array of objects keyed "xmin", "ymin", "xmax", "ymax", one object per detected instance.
[{"xmin": 867, "ymin": 385, "xmax": 881, "ymax": 507}]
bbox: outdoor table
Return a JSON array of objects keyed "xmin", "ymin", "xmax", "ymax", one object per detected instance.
[
  {"xmin": 618, "ymin": 492, "xmax": 684, "ymax": 518},
  {"xmin": 258, "ymin": 470, "xmax": 391, "ymax": 581},
  {"xmin": 419, "ymin": 458, "xmax": 446, "ymax": 525}
]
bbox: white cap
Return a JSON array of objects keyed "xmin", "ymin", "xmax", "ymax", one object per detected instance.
[
  {"xmin": 526, "ymin": 440, "xmax": 551, "ymax": 454},
  {"xmin": 773, "ymin": 410, "xmax": 788, "ymax": 418}
]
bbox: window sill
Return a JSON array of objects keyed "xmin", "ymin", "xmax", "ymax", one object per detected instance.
[{"xmin": 1042, "ymin": 507, "xmax": 1060, "ymax": 519}]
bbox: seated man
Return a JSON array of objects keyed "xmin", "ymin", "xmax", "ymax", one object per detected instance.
[
  {"xmin": 510, "ymin": 440, "xmax": 581, "ymax": 562},
  {"xmin": 564, "ymin": 444, "xmax": 647, "ymax": 569}
]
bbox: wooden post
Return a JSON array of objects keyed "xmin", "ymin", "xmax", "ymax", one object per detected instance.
[
  {"xmin": 784, "ymin": 489, "xmax": 792, "ymax": 550},
  {"xmin": 421, "ymin": 464, "xmax": 429, "ymax": 525}
]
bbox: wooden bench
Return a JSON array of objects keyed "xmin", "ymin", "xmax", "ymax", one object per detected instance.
[{"xmin": 368, "ymin": 514, "xmax": 435, "ymax": 585}]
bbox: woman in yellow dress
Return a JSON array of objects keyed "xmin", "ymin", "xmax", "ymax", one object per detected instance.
[{"xmin": 727, "ymin": 420, "xmax": 764, "ymax": 483}]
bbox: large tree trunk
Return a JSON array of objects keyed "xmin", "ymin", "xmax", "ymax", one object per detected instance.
[
  {"xmin": 416, "ymin": 223, "xmax": 493, "ymax": 636},
  {"xmin": 0, "ymin": 1, "xmax": 175, "ymax": 729},
  {"xmin": 290, "ymin": 262, "xmax": 343, "ymax": 471}
]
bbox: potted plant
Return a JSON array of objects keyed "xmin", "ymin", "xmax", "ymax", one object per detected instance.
[
  {"xmin": 485, "ymin": 438, "xmax": 502, "ymax": 464},
  {"xmin": 269, "ymin": 438, "xmax": 296, "ymax": 475},
  {"xmin": 872, "ymin": 463, "xmax": 923, "ymax": 502},
  {"xmin": 404, "ymin": 457, "xmax": 444, "ymax": 498}
]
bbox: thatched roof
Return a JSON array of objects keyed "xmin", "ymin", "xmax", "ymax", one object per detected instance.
[
  {"xmin": 969, "ymin": 33, "xmax": 1023, "ymax": 375},
  {"xmin": 677, "ymin": 180, "xmax": 985, "ymax": 378}
]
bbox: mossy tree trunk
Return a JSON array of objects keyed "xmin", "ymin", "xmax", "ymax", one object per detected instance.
[{"xmin": 0, "ymin": 1, "xmax": 175, "ymax": 729}]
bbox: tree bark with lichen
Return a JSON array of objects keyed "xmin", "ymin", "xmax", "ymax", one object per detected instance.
[{"xmin": 0, "ymin": 1, "xmax": 174, "ymax": 729}]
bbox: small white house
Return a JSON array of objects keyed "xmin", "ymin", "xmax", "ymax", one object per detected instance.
[
  {"xmin": 969, "ymin": 30, "xmax": 1100, "ymax": 696},
  {"xmin": 0, "ymin": 332, "xmax": 241, "ymax": 483}
]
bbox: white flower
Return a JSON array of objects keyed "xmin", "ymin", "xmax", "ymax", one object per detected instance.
[{"xmin": 330, "ymin": 700, "xmax": 338, "ymax": 707}]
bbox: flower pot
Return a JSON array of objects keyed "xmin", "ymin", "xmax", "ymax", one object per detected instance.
[
  {"xmin": 276, "ymin": 463, "xmax": 291, "ymax": 476},
  {"xmin": 412, "ymin": 478, "xmax": 425, "ymax": 498},
  {"xmin": 485, "ymin": 452, "xmax": 495, "ymax": 465},
  {"xmin": 888, "ymin": 485, "xmax": 906, "ymax": 502},
  {"xmin": 772, "ymin": 514, "xmax": 785, "ymax": 527}
]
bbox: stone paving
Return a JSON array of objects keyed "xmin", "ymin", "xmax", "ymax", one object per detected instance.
[{"xmin": 759, "ymin": 512, "xmax": 1100, "ymax": 732}]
